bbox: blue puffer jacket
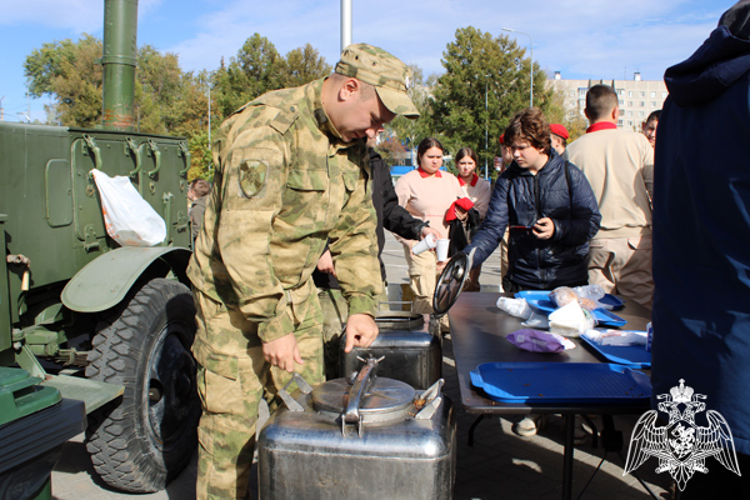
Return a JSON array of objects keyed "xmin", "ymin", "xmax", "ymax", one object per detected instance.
[{"xmin": 465, "ymin": 151, "xmax": 601, "ymax": 290}]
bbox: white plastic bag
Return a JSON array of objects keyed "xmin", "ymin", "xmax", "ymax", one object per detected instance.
[
  {"xmin": 548, "ymin": 301, "xmax": 597, "ymax": 337},
  {"xmin": 91, "ymin": 169, "xmax": 166, "ymax": 247},
  {"xmin": 496, "ymin": 297, "xmax": 533, "ymax": 319}
]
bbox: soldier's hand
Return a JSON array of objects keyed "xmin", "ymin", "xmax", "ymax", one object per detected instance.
[
  {"xmin": 316, "ymin": 249, "xmax": 336, "ymax": 276},
  {"xmin": 343, "ymin": 313, "xmax": 379, "ymax": 353},
  {"xmin": 263, "ymin": 332, "xmax": 303, "ymax": 372}
]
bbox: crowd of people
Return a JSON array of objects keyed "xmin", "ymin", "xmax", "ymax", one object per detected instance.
[{"xmin": 182, "ymin": 2, "xmax": 750, "ymax": 495}]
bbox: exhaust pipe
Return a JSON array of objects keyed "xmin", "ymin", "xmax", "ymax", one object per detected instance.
[{"xmin": 101, "ymin": 0, "xmax": 138, "ymax": 131}]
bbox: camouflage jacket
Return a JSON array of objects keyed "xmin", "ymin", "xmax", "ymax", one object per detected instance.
[{"xmin": 187, "ymin": 78, "xmax": 382, "ymax": 343}]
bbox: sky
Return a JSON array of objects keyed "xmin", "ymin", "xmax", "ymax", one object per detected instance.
[{"xmin": 0, "ymin": 0, "xmax": 733, "ymax": 123}]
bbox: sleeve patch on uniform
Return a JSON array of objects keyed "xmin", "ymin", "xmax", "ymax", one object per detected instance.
[{"xmin": 238, "ymin": 159, "xmax": 269, "ymax": 198}]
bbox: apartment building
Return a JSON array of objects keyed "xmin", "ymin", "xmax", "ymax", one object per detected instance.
[{"xmin": 547, "ymin": 71, "xmax": 667, "ymax": 131}]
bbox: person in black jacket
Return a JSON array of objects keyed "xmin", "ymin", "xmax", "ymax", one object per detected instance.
[
  {"xmin": 463, "ymin": 108, "xmax": 601, "ymax": 437},
  {"xmin": 464, "ymin": 107, "xmax": 601, "ymax": 294},
  {"xmin": 314, "ymin": 146, "xmax": 440, "ymax": 379}
]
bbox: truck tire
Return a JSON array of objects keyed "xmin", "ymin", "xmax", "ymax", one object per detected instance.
[{"xmin": 85, "ymin": 277, "xmax": 200, "ymax": 493}]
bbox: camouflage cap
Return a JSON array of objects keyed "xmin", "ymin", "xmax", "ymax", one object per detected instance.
[{"xmin": 335, "ymin": 43, "xmax": 420, "ymax": 119}]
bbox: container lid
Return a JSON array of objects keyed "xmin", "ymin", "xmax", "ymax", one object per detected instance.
[
  {"xmin": 311, "ymin": 377, "xmax": 416, "ymax": 417},
  {"xmin": 374, "ymin": 310, "xmax": 425, "ymax": 331},
  {"xmin": 432, "ymin": 249, "xmax": 474, "ymax": 316}
]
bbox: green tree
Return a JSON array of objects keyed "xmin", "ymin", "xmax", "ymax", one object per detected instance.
[
  {"xmin": 134, "ymin": 45, "xmax": 184, "ymax": 134},
  {"xmin": 211, "ymin": 34, "xmax": 283, "ymax": 119},
  {"xmin": 24, "ymin": 34, "xmax": 103, "ymax": 127},
  {"xmin": 545, "ymin": 87, "xmax": 588, "ymax": 143},
  {"xmin": 23, "ymin": 36, "xmax": 207, "ymax": 136},
  {"xmin": 384, "ymin": 65, "xmax": 436, "ymax": 162},
  {"xmin": 374, "ymin": 136, "xmax": 409, "ymax": 167},
  {"xmin": 187, "ymin": 129, "xmax": 214, "ymax": 182},
  {"xmin": 211, "ymin": 58, "xmax": 251, "ymax": 120},
  {"xmin": 236, "ymin": 34, "xmax": 283, "ymax": 95},
  {"xmin": 23, "ymin": 32, "xmax": 334, "ymax": 180},
  {"xmin": 279, "ymin": 44, "xmax": 332, "ymax": 88},
  {"xmin": 430, "ymin": 26, "xmax": 552, "ymax": 176}
]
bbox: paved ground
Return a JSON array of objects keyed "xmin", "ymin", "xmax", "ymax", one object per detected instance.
[{"xmin": 50, "ymin": 233, "xmax": 671, "ymax": 499}]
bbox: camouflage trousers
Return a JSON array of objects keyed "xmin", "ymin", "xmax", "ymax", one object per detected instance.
[
  {"xmin": 192, "ymin": 289, "xmax": 324, "ymax": 500},
  {"xmin": 318, "ymin": 284, "xmax": 389, "ymax": 380},
  {"xmin": 317, "ymin": 288, "xmax": 348, "ymax": 380}
]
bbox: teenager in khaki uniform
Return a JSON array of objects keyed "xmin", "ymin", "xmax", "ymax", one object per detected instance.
[
  {"xmin": 567, "ymin": 85, "xmax": 654, "ymax": 308},
  {"xmin": 187, "ymin": 44, "xmax": 419, "ymax": 500}
]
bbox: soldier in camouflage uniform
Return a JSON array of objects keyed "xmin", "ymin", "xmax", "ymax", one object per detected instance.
[{"xmin": 187, "ymin": 44, "xmax": 419, "ymax": 500}]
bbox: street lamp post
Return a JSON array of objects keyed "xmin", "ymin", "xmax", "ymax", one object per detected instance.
[
  {"xmin": 484, "ymin": 75, "xmax": 490, "ymax": 179},
  {"xmin": 502, "ymin": 27, "xmax": 533, "ymax": 108}
]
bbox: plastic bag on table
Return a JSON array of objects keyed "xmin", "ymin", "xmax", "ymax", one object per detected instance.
[
  {"xmin": 507, "ymin": 329, "xmax": 576, "ymax": 353},
  {"xmin": 91, "ymin": 169, "xmax": 166, "ymax": 247},
  {"xmin": 522, "ymin": 310, "xmax": 549, "ymax": 329},
  {"xmin": 549, "ymin": 286, "xmax": 599, "ymax": 311},
  {"xmin": 496, "ymin": 297, "xmax": 533, "ymax": 320},
  {"xmin": 548, "ymin": 301, "xmax": 597, "ymax": 337},
  {"xmin": 581, "ymin": 329, "xmax": 647, "ymax": 346},
  {"xmin": 572, "ymin": 284, "xmax": 614, "ymax": 310}
]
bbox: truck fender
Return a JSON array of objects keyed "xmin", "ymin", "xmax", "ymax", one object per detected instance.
[{"xmin": 61, "ymin": 246, "xmax": 192, "ymax": 313}]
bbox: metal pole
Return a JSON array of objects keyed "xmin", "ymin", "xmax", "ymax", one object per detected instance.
[
  {"xmin": 502, "ymin": 27, "xmax": 534, "ymax": 107},
  {"xmin": 484, "ymin": 75, "xmax": 490, "ymax": 179},
  {"xmin": 340, "ymin": 0, "xmax": 352, "ymax": 52},
  {"xmin": 207, "ymin": 76, "xmax": 211, "ymax": 146}
]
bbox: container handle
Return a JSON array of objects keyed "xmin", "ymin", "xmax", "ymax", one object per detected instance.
[
  {"xmin": 342, "ymin": 356, "xmax": 383, "ymax": 437},
  {"xmin": 126, "ymin": 137, "xmax": 142, "ymax": 176},
  {"xmin": 83, "ymin": 135, "xmax": 102, "ymax": 175},
  {"xmin": 147, "ymin": 140, "xmax": 162, "ymax": 178},
  {"xmin": 276, "ymin": 373, "xmax": 313, "ymax": 413},
  {"xmin": 178, "ymin": 142, "xmax": 191, "ymax": 176},
  {"xmin": 377, "ymin": 300, "xmax": 414, "ymax": 312},
  {"xmin": 414, "ymin": 378, "xmax": 444, "ymax": 420}
]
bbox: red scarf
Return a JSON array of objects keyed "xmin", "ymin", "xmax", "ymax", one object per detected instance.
[
  {"xmin": 417, "ymin": 167, "xmax": 442, "ymax": 178},
  {"xmin": 586, "ymin": 121, "xmax": 618, "ymax": 134},
  {"xmin": 458, "ymin": 173, "xmax": 479, "ymax": 187}
]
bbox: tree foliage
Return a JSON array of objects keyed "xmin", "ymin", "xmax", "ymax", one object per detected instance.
[
  {"xmin": 279, "ymin": 44, "xmax": 333, "ymax": 88},
  {"xmin": 430, "ymin": 26, "xmax": 552, "ymax": 176},
  {"xmin": 384, "ymin": 65, "xmax": 436, "ymax": 160},
  {"xmin": 22, "ymin": 32, "xmax": 337, "ymax": 181},
  {"xmin": 374, "ymin": 136, "xmax": 409, "ymax": 167},
  {"xmin": 22, "ymin": 27, "xmax": 568, "ymax": 182},
  {"xmin": 24, "ymin": 34, "xmax": 103, "ymax": 128},
  {"xmin": 544, "ymin": 87, "xmax": 588, "ymax": 143}
]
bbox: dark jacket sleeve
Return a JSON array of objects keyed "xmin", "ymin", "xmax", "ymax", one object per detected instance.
[
  {"xmin": 551, "ymin": 164, "xmax": 601, "ymax": 246},
  {"xmin": 372, "ymin": 151, "xmax": 424, "ymax": 241},
  {"xmin": 464, "ymin": 176, "xmax": 510, "ymax": 268}
]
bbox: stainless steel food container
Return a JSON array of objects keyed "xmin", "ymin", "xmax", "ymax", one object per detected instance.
[
  {"xmin": 340, "ymin": 310, "xmax": 441, "ymax": 390},
  {"xmin": 257, "ymin": 361, "xmax": 456, "ymax": 500},
  {"xmin": 338, "ymin": 250, "xmax": 474, "ymax": 392}
]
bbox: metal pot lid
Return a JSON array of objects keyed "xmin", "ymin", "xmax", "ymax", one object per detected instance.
[
  {"xmin": 432, "ymin": 249, "xmax": 474, "ymax": 316},
  {"xmin": 374, "ymin": 310, "xmax": 425, "ymax": 331},
  {"xmin": 311, "ymin": 377, "xmax": 416, "ymax": 416}
]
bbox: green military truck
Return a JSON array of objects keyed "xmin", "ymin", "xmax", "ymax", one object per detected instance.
[{"xmin": 0, "ymin": 0, "xmax": 201, "ymax": 494}]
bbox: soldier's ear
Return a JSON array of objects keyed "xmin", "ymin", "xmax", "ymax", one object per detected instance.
[{"xmin": 339, "ymin": 78, "xmax": 361, "ymax": 102}]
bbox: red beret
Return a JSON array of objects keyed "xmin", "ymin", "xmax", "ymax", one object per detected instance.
[
  {"xmin": 550, "ymin": 123, "xmax": 569, "ymax": 140},
  {"xmin": 498, "ymin": 133, "xmax": 505, "ymax": 144}
]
